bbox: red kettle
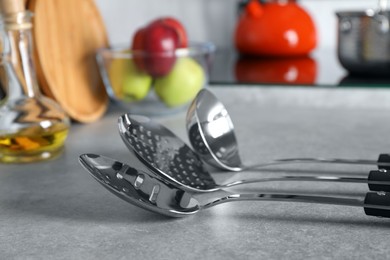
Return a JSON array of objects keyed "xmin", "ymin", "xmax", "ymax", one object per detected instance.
[{"xmin": 234, "ymin": 0, "xmax": 317, "ymax": 56}]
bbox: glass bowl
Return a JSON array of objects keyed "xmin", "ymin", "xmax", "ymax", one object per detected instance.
[{"xmin": 96, "ymin": 42, "xmax": 215, "ymax": 116}]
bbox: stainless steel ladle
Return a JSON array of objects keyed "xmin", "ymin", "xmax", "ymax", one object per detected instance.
[
  {"xmin": 186, "ymin": 89, "xmax": 390, "ymax": 172},
  {"xmin": 79, "ymin": 153, "xmax": 390, "ymax": 219},
  {"xmin": 118, "ymin": 113, "xmax": 390, "ymax": 193}
]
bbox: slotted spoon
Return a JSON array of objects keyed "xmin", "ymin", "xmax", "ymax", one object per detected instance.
[
  {"xmin": 79, "ymin": 153, "xmax": 390, "ymax": 218},
  {"xmin": 118, "ymin": 114, "xmax": 390, "ymax": 193}
]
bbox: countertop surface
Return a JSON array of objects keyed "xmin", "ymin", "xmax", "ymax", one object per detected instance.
[{"xmin": 2, "ymin": 86, "xmax": 390, "ymax": 259}]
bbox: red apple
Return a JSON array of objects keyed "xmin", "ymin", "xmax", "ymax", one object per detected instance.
[
  {"xmin": 130, "ymin": 17, "xmax": 187, "ymax": 76},
  {"xmin": 131, "ymin": 27, "xmax": 146, "ymax": 71},
  {"xmin": 142, "ymin": 21, "xmax": 179, "ymax": 77},
  {"xmin": 160, "ymin": 17, "xmax": 188, "ymax": 48},
  {"xmin": 131, "ymin": 27, "xmax": 145, "ymax": 50}
]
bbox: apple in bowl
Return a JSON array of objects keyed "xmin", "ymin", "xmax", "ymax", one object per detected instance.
[
  {"xmin": 96, "ymin": 17, "xmax": 215, "ymax": 115},
  {"xmin": 131, "ymin": 17, "xmax": 188, "ymax": 77},
  {"xmin": 155, "ymin": 57, "xmax": 205, "ymax": 107}
]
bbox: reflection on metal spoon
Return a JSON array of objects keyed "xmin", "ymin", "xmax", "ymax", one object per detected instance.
[{"xmin": 79, "ymin": 153, "xmax": 390, "ymax": 219}]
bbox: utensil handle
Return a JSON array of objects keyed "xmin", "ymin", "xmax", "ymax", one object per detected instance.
[
  {"xmin": 377, "ymin": 154, "xmax": 390, "ymax": 169},
  {"xmin": 245, "ymin": 153, "xmax": 390, "ymax": 170},
  {"xmin": 222, "ymin": 169, "xmax": 390, "ymax": 192},
  {"xmin": 203, "ymin": 191, "xmax": 390, "ymax": 218},
  {"xmin": 203, "ymin": 192, "xmax": 364, "ymax": 209},
  {"xmin": 368, "ymin": 169, "xmax": 390, "ymax": 191},
  {"xmin": 275, "ymin": 155, "xmax": 390, "ymax": 167},
  {"xmin": 223, "ymin": 175, "xmax": 367, "ymax": 186},
  {"xmin": 364, "ymin": 191, "xmax": 390, "ymax": 217}
]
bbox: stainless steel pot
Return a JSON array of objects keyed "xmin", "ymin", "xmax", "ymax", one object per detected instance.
[{"xmin": 336, "ymin": 9, "xmax": 390, "ymax": 76}]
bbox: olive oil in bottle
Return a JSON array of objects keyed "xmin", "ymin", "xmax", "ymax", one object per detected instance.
[
  {"xmin": 0, "ymin": 1, "xmax": 70, "ymax": 163},
  {"xmin": 0, "ymin": 122, "xmax": 69, "ymax": 163}
]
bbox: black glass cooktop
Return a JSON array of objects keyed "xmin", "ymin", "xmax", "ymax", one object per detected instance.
[{"xmin": 209, "ymin": 48, "xmax": 390, "ymax": 88}]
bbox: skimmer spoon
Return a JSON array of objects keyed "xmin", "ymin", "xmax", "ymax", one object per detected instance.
[
  {"xmin": 186, "ymin": 89, "xmax": 390, "ymax": 172},
  {"xmin": 118, "ymin": 113, "xmax": 390, "ymax": 193},
  {"xmin": 79, "ymin": 153, "xmax": 390, "ymax": 218}
]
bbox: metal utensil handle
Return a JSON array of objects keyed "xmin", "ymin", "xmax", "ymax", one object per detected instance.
[
  {"xmin": 244, "ymin": 154, "xmax": 390, "ymax": 170},
  {"xmin": 221, "ymin": 170, "xmax": 390, "ymax": 192},
  {"xmin": 202, "ymin": 191, "xmax": 390, "ymax": 218},
  {"xmin": 222, "ymin": 175, "xmax": 369, "ymax": 189}
]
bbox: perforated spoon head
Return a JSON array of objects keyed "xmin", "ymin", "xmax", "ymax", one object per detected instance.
[
  {"xmin": 186, "ymin": 89, "xmax": 244, "ymax": 172},
  {"xmin": 79, "ymin": 153, "xmax": 200, "ymax": 217},
  {"xmin": 118, "ymin": 114, "xmax": 219, "ymax": 192}
]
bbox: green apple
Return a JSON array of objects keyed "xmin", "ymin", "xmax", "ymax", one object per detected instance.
[
  {"xmin": 154, "ymin": 57, "xmax": 205, "ymax": 107},
  {"xmin": 109, "ymin": 56, "xmax": 152, "ymax": 101}
]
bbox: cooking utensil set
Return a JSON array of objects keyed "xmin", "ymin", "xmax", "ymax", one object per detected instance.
[{"xmin": 79, "ymin": 89, "xmax": 390, "ymax": 219}]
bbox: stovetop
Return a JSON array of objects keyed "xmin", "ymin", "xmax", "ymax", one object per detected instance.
[{"xmin": 209, "ymin": 48, "xmax": 390, "ymax": 88}]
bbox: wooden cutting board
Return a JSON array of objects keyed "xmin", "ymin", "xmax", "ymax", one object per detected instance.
[{"xmin": 27, "ymin": 0, "xmax": 109, "ymax": 123}]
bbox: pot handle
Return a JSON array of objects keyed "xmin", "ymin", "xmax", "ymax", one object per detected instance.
[
  {"xmin": 374, "ymin": 14, "xmax": 389, "ymax": 34},
  {"xmin": 378, "ymin": 0, "xmax": 388, "ymax": 13},
  {"xmin": 339, "ymin": 17, "xmax": 352, "ymax": 34}
]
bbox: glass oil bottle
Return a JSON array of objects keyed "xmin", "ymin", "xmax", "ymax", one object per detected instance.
[{"xmin": 0, "ymin": 9, "xmax": 70, "ymax": 163}]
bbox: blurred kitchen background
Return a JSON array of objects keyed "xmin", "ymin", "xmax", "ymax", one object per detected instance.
[{"xmin": 95, "ymin": 0, "xmax": 387, "ymax": 87}]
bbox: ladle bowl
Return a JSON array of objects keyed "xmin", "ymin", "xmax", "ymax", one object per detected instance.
[{"xmin": 186, "ymin": 89, "xmax": 390, "ymax": 171}]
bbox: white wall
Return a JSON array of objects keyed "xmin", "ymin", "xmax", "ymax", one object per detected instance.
[
  {"xmin": 95, "ymin": 0, "xmax": 236, "ymax": 48},
  {"xmin": 95, "ymin": 0, "xmax": 379, "ymax": 50}
]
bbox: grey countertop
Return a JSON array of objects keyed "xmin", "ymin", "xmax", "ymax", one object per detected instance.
[{"xmin": 2, "ymin": 86, "xmax": 390, "ymax": 259}]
